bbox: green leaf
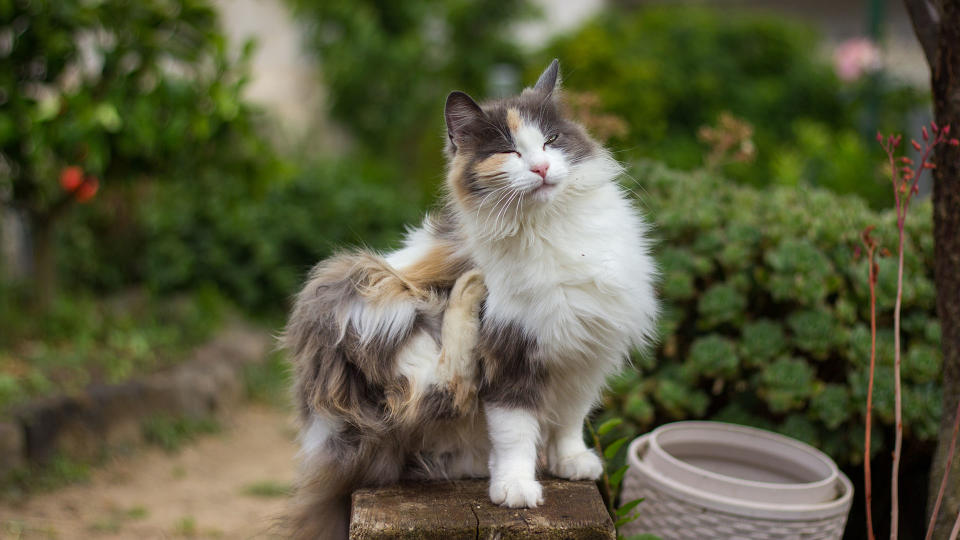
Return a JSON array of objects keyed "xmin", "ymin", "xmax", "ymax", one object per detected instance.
[
  {"xmin": 604, "ymin": 437, "xmax": 630, "ymax": 460},
  {"xmin": 615, "ymin": 497, "xmax": 644, "ymax": 516},
  {"xmin": 609, "ymin": 465, "xmax": 628, "ymax": 490},
  {"xmin": 597, "ymin": 418, "xmax": 624, "ymax": 436}
]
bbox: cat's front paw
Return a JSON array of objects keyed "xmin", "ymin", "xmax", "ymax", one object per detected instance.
[
  {"xmin": 549, "ymin": 449, "xmax": 603, "ymax": 481},
  {"xmin": 489, "ymin": 477, "xmax": 544, "ymax": 508}
]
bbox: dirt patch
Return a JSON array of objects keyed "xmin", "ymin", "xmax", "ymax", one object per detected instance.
[{"xmin": 0, "ymin": 405, "xmax": 297, "ymax": 539}]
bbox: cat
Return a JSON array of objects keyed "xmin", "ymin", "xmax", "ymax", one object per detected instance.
[{"xmin": 282, "ymin": 59, "xmax": 658, "ymax": 540}]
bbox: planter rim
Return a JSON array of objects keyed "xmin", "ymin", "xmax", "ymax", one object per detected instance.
[
  {"xmin": 628, "ymin": 430, "xmax": 854, "ymax": 520},
  {"xmin": 645, "ymin": 421, "xmax": 840, "ymax": 505}
]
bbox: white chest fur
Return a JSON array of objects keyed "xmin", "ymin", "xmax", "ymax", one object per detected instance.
[{"xmin": 470, "ymin": 180, "xmax": 658, "ymax": 365}]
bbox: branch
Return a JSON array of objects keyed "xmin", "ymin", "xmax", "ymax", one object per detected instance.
[{"xmin": 903, "ymin": 0, "xmax": 940, "ymax": 67}]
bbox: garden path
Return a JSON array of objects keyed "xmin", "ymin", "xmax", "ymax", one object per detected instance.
[{"xmin": 0, "ymin": 405, "xmax": 297, "ymax": 539}]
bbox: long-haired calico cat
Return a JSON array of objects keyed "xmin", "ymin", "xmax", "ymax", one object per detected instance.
[{"xmin": 283, "ymin": 60, "xmax": 658, "ymax": 539}]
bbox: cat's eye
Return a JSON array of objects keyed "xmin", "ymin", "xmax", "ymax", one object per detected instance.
[
  {"xmin": 544, "ymin": 134, "xmax": 559, "ymax": 146},
  {"xmin": 502, "ymin": 150, "xmax": 521, "ymax": 157}
]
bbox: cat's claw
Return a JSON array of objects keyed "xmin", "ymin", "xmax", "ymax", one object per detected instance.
[
  {"xmin": 489, "ymin": 477, "xmax": 544, "ymax": 508},
  {"xmin": 550, "ymin": 450, "xmax": 603, "ymax": 481}
]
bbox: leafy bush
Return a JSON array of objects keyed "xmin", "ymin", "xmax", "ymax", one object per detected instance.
[
  {"xmin": 55, "ymin": 158, "xmax": 421, "ymax": 313},
  {"xmin": 0, "ymin": 0, "xmax": 280, "ymax": 302},
  {"xmin": 0, "ymin": 286, "xmax": 227, "ymax": 415},
  {"xmin": 142, "ymin": 414, "xmax": 221, "ymax": 452},
  {"xmin": 603, "ymin": 161, "xmax": 939, "ymax": 466},
  {"xmin": 137, "ymin": 159, "xmax": 420, "ymax": 313},
  {"xmin": 540, "ymin": 6, "xmax": 924, "ymax": 207},
  {"xmin": 286, "ymin": 0, "xmax": 534, "ymax": 192}
]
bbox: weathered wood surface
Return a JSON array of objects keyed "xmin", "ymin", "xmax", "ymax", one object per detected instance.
[{"xmin": 349, "ymin": 479, "xmax": 615, "ymax": 539}]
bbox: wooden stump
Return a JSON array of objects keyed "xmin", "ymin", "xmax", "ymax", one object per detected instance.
[{"xmin": 349, "ymin": 479, "xmax": 615, "ymax": 539}]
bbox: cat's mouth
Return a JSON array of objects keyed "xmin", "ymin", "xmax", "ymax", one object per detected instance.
[{"xmin": 529, "ymin": 180, "xmax": 557, "ymax": 199}]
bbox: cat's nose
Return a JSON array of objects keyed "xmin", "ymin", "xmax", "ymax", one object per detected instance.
[{"xmin": 530, "ymin": 162, "xmax": 550, "ymax": 179}]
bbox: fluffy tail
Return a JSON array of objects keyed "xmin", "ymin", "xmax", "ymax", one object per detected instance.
[{"xmin": 289, "ymin": 458, "xmax": 351, "ymax": 540}]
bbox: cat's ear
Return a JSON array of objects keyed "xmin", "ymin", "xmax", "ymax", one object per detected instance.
[
  {"xmin": 445, "ymin": 91, "xmax": 485, "ymax": 149},
  {"xmin": 534, "ymin": 59, "xmax": 561, "ymax": 94}
]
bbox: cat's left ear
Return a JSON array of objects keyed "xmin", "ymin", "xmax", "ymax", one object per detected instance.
[
  {"xmin": 534, "ymin": 59, "xmax": 561, "ymax": 95},
  {"xmin": 445, "ymin": 91, "xmax": 485, "ymax": 150}
]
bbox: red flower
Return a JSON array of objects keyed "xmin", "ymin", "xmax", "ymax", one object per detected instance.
[
  {"xmin": 59, "ymin": 166, "xmax": 84, "ymax": 192},
  {"xmin": 75, "ymin": 176, "xmax": 99, "ymax": 203}
]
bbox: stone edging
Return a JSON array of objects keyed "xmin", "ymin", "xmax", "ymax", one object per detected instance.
[{"xmin": 0, "ymin": 324, "xmax": 271, "ymax": 474}]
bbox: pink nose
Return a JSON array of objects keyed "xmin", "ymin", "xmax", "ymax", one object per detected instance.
[{"xmin": 530, "ymin": 162, "xmax": 550, "ymax": 179}]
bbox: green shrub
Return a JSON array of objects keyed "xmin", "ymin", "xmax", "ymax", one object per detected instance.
[
  {"xmin": 53, "ymin": 153, "xmax": 419, "ymax": 315},
  {"xmin": 603, "ymin": 161, "xmax": 939, "ymax": 465},
  {"xmin": 540, "ymin": 6, "xmax": 925, "ymax": 207},
  {"xmin": 133, "ymin": 158, "xmax": 421, "ymax": 313},
  {"xmin": 0, "ymin": 0, "xmax": 281, "ymax": 302},
  {"xmin": 286, "ymin": 0, "xmax": 535, "ymax": 192},
  {"xmin": 142, "ymin": 414, "xmax": 221, "ymax": 452},
  {"xmin": 0, "ymin": 286, "xmax": 227, "ymax": 415}
]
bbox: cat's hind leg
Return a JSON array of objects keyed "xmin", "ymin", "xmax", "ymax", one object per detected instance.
[
  {"xmin": 389, "ymin": 269, "xmax": 486, "ymax": 424},
  {"xmin": 437, "ymin": 269, "xmax": 486, "ymax": 411}
]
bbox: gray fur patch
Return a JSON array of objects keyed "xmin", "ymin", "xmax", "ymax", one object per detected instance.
[{"xmin": 478, "ymin": 316, "xmax": 548, "ymax": 409}]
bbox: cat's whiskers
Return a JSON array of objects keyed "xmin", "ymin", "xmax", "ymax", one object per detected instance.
[
  {"xmin": 512, "ymin": 186, "xmax": 525, "ymax": 227},
  {"xmin": 493, "ymin": 189, "xmax": 522, "ymax": 235},
  {"xmin": 475, "ymin": 183, "xmax": 513, "ymax": 221},
  {"xmin": 617, "ymin": 168, "xmax": 651, "ymax": 203},
  {"xmin": 481, "ymin": 185, "xmax": 519, "ymax": 234}
]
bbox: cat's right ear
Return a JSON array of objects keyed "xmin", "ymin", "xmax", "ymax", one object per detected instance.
[{"xmin": 445, "ymin": 91, "xmax": 484, "ymax": 151}]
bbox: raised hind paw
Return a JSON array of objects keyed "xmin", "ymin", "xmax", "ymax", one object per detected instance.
[
  {"xmin": 440, "ymin": 269, "xmax": 486, "ymax": 373},
  {"xmin": 489, "ymin": 477, "xmax": 544, "ymax": 508},
  {"xmin": 449, "ymin": 269, "xmax": 486, "ymax": 316}
]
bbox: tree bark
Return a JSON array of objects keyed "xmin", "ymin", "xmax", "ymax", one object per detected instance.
[{"xmin": 918, "ymin": 0, "xmax": 960, "ymax": 536}]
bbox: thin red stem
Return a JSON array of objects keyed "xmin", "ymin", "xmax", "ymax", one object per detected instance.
[
  {"xmin": 864, "ymin": 245, "xmax": 878, "ymax": 540},
  {"xmin": 876, "ymin": 126, "xmax": 951, "ymax": 540},
  {"xmin": 890, "ymin": 227, "xmax": 905, "ymax": 540}
]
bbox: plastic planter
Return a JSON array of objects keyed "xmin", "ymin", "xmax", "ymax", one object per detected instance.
[{"xmin": 620, "ymin": 421, "xmax": 853, "ymax": 539}]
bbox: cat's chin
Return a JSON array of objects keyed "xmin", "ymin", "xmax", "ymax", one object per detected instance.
[{"xmin": 527, "ymin": 181, "xmax": 560, "ymax": 203}]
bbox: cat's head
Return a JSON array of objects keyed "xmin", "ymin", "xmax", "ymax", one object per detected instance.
[{"xmin": 444, "ymin": 60, "xmax": 611, "ymax": 230}]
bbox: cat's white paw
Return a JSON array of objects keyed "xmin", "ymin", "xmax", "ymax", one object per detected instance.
[
  {"xmin": 550, "ymin": 449, "xmax": 603, "ymax": 481},
  {"xmin": 489, "ymin": 477, "xmax": 544, "ymax": 508}
]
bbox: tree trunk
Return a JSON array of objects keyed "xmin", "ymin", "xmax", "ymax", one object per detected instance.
[{"xmin": 925, "ymin": 1, "xmax": 960, "ymax": 536}]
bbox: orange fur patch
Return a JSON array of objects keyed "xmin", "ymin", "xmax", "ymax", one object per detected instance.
[
  {"xmin": 506, "ymin": 108, "xmax": 522, "ymax": 132},
  {"xmin": 448, "ymin": 155, "xmax": 470, "ymax": 205},
  {"xmin": 473, "ymin": 153, "xmax": 508, "ymax": 178},
  {"xmin": 400, "ymin": 241, "xmax": 469, "ymax": 290}
]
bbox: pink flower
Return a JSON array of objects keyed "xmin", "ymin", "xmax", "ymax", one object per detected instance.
[{"xmin": 833, "ymin": 38, "xmax": 882, "ymax": 82}]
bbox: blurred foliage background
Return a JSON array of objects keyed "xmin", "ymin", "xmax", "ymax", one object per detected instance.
[{"xmin": 0, "ymin": 0, "xmax": 941, "ymax": 537}]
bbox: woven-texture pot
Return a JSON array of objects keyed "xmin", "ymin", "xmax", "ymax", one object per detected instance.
[{"xmin": 620, "ymin": 421, "xmax": 853, "ymax": 540}]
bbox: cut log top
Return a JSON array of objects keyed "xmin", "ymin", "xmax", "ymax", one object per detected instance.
[{"xmin": 349, "ymin": 479, "xmax": 615, "ymax": 539}]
